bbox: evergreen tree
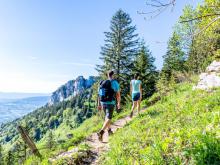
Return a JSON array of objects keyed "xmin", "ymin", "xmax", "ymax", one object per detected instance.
[
  {"xmin": 33, "ymin": 128, "xmax": 41, "ymax": 141},
  {"xmin": 0, "ymin": 144, "xmax": 3, "ymax": 164},
  {"xmin": 156, "ymin": 71, "xmax": 170, "ymax": 96},
  {"xmin": 13, "ymin": 140, "xmax": 27, "ymax": 164},
  {"xmin": 162, "ymin": 31, "xmax": 185, "ymax": 79},
  {"xmin": 96, "ymin": 9, "xmax": 139, "ymax": 100},
  {"xmin": 5, "ymin": 150, "xmax": 14, "ymax": 165},
  {"xmin": 133, "ymin": 41, "xmax": 158, "ymax": 98},
  {"xmin": 46, "ymin": 131, "xmax": 55, "ymax": 150},
  {"xmin": 74, "ymin": 112, "xmax": 83, "ymax": 126}
]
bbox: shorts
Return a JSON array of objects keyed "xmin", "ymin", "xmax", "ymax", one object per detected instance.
[
  {"xmin": 102, "ymin": 104, "xmax": 115, "ymax": 119},
  {"xmin": 132, "ymin": 92, "xmax": 140, "ymax": 101}
]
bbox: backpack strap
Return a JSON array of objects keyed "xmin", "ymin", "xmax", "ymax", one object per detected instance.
[{"xmin": 99, "ymin": 80, "xmax": 104, "ymax": 86}]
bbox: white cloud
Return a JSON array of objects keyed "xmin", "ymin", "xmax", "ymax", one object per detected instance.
[{"xmin": 28, "ymin": 56, "xmax": 38, "ymax": 60}]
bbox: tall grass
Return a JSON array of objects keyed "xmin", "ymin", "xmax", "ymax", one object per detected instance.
[{"xmin": 101, "ymin": 83, "xmax": 220, "ymax": 164}]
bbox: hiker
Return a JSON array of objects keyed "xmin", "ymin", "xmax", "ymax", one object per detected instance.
[
  {"xmin": 130, "ymin": 73, "xmax": 142, "ymax": 118},
  {"xmin": 97, "ymin": 70, "xmax": 121, "ymax": 141}
]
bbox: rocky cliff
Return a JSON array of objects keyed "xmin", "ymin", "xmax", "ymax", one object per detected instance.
[
  {"xmin": 48, "ymin": 76, "xmax": 96, "ymax": 105},
  {"xmin": 194, "ymin": 60, "xmax": 220, "ymax": 90}
]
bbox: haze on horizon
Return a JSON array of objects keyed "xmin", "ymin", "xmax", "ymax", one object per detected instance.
[{"xmin": 0, "ymin": 0, "xmax": 202, "ymax": 93}]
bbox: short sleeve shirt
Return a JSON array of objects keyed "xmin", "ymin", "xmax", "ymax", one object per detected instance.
[{"xmin": 131, "ymin": 79, "xmax": 141, "ymax": 94}]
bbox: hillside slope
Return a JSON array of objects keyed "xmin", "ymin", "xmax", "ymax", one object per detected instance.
[
  {"xmin": 100, "ymin": 83, "xmax": 220, "ymax": 164},
  {"xmin": 0, "ymin": 76, "xmax": 98, "ymax": 156},
  {"xmin": 33, "ymin": 82, "xmax": 220, "ymax": 165}
]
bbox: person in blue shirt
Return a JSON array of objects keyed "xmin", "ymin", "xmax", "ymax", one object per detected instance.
[
  {"xmin": 97, "ymin": 70, "xmax": 121, "ymax": 141},
  {"xmin": 130, "ymin": 73, "xmax": 142, "ymax": 118}
]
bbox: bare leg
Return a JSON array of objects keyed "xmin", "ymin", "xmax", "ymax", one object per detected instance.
[
  {"xmin": 137, "ymin": 100, "xmax": 141, "ymax": 114},
  {"xmin": 107, "ymin": 119, "xmax": 111, "ymax": 130},
  {"xmin": 101, "ymin": 118, "xmax": 111, "ymax": 131},
  {"xmin": 133, "ymin": 101, "xmax": 138, "ymax": 111},
  {"xmin": 130, "ymin": 101, "xmax": 137, "ymax": 118}
]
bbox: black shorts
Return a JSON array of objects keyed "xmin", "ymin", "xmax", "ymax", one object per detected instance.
[
  {"xmin": 132, "ymin": 92, "xmax": 140, "ymax": 101},
  {"xmin": 102, "ymin": 104, "xmax": 115, "ymax": 119}
]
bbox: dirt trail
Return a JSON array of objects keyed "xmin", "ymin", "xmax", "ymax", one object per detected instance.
[
  {"xmin": 86, "ymin": 115, "xmax": 133, "ymax": 164},
  {"xmin": 51, "ymin": 110, "xmax": 145, "ymax": 164}
]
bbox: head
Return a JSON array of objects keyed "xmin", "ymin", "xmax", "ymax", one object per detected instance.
[
  {"xmin": 134, "ymin": 73, "xmax": 139, "ymax": 80},
  {"xmin": 107, "ymin": 70, "xmax": 114, "ymax": 79}
]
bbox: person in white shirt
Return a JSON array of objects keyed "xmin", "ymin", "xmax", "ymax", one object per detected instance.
[{"xmin": 130, "ymin": 73, "xmax": 142, "ymax": 118}]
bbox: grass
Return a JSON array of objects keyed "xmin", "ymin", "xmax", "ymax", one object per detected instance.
[
  {"xmin": 23, "ymin": 101, "xmax": 135, "ymax": 164},
  {"xmin": 100, "ymin": 83, "xmax": 220, "ymax": 165},
  {"xmin": 24, "ymin": 115, "xmax": 103, "ymax": 164},
  {"xmin": 24, "ymin": 81, "xmax": 220, "ymax": 164}
]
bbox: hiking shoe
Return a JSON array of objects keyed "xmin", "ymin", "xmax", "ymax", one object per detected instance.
[
  {"xmin": 97, "ymin": 130, "xmax": 104, "ymax": 142},
  {"xmin": 129, "ymin": 111, "xmax": 133, "ymax": 118},
  {"xmin": 108, "ymin": 129, "xmax": 113, "ymax": 136}
]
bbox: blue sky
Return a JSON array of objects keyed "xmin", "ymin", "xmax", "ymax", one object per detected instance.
[{"xmin": 0, "ymin": 0, "xmax": 202, "ymax": 93}]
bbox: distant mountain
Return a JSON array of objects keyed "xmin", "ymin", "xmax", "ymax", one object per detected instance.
[
  {"xmin": 0, "ymin": 92, "xmax": 50, "ymax": 100},
  {"xmin": 0, "ymin": 75, "xmax": 98, "ymax": 149},
  {"xmin": 49, "ymin": 76, "xmax": 96, "ymax": 105},
  {"xmin": 0, "ymin": 96, "xmax": 50, "ymax": 124}
]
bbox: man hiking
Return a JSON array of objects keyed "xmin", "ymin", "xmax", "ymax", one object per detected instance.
[{"xmin": 97, "ymin": 70, "xmax": 121, "ymax": 142}]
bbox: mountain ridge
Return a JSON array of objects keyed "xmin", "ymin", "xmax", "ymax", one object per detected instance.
[{"xmin": 48, "ymin": 75, "xmax": 96, "ymax": 105}]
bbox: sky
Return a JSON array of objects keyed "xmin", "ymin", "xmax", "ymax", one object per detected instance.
[{"xmin": 0, "ymin": 0, "xmax": 203, "ymax": 93}]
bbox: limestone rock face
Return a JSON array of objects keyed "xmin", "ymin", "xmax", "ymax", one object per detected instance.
[
  {"xmin": 48, "ymin": 76, "xmax": 96, "ymax": 105},
  {"xmin": 194, "ymin": 61, "xmax": 220, "ymax": 90}
]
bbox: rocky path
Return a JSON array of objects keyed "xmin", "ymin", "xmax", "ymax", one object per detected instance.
[
  {"xmin": 86, "ymin": 115, "xmax": 133, "ymax": 164},
  {"xmin": 51, "ymin": 109, "xmax": 145, "ymax": 164}
]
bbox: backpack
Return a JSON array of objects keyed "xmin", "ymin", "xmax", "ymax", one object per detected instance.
[{"xmin": 99, "ymin": 80, "xmax": 115, "ymax": 102}]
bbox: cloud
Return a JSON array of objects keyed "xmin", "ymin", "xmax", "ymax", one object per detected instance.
[
  {"xmin": 28, "ymin": 56, "xmax": 38, "ymax": 60},
  {"xmin": 61, "ymin": 62, "xmax": 95, "ymax": 67}
]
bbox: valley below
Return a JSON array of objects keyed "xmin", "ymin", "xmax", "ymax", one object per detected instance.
[{"xmin": 0, "ymin": 96, "xmax": 49, "ymax": 124}]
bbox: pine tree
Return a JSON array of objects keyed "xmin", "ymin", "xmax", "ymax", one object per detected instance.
[
  {"xmin": 13, "ymin": 140, "xmax": 27, "ymax": 164},
  {"xmin": 156, "ymin": 71, "xmax": 170, "ymax": 96},
  {"xmin": 0, "ymin": 144, "xmax": 3, "ymax": 164},
  {"xmin": 5, "ymin": 150, "xmax": 14, "ymax": 165},
  {"xmin": 133, "ymin": 41, "xmax": 158, "ymax": 98},
  {"xmin": 162, "ymin": 31, "xmax": 186, "ymax": 79},
  {"xmin": 46, "ymin": 131, "xmax": 55, "ymax": 150},
  {"xmin": 96, "ymin": 9, "xmax": 139, "ymax": 100}
]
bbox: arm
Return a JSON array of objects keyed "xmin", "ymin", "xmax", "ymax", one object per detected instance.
[
  {"xmin": 97, "ymin": 97, "xmax": 102, "ymax": 111},
  {"xmin": 139, "ymin": 83, "xmax": 142, "ymax": 101},
  {"xmin": 116, "ymin": 91, "xmax": 121, "ymax": 109},
  {"xmin": 97, "ymin": 96, "xmax": 101, "ymax": 106},
  {"xmin": 113, "ymin": 80, "xmax": 121, "ymax": 109},
  {"xmin": 130, "ymin": 82, "xmax": 132, "ymax": 95},
  {"xmin": 97, "ymin": 87, "xmax": 102, "ymax": 111}
]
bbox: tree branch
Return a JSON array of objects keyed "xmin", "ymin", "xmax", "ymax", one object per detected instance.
[
  {"xmin": 180, "ymin": 13, "xmax": 220, "ymax": 23},
  {"xmin": 146, "ymin": 0, "xmax": 175, "ymax": 8},
  {"xmin": 181, "ymin": 16, "xmax": 220, "ymax": 40},
  {"xmin": 193, "ymin": 16, "xmax": 220, "ymax": 37},
  {"xmin": 138, "ymin": 0, "xmax": 176, "ymax": 20}
]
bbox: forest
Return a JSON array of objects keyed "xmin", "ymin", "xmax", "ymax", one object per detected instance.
[{"xmin": 0, "ymin": 0, "xmax": 219, "ymax": 164}]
